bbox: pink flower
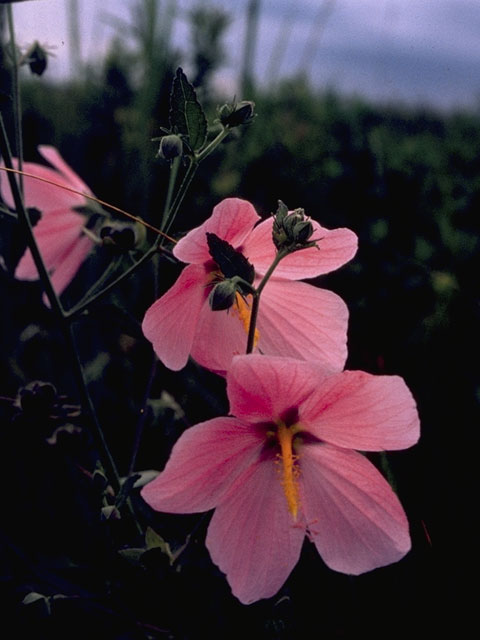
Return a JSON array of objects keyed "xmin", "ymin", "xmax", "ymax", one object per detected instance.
[
  {"xmin": 1, "ymin": 146, "xmax": 94, "ymax": 299},
  {"xmin": 142, "ymin": 198, "xmax": 358, "ymax": 373},
  {"xmin": 142, "ymin": 354, "xmax": 420, "ymax": 604}
]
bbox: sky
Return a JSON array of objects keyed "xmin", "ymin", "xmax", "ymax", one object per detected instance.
[{"xmin": 10, "ymin": 0, "xmax": 480, "ymax": 110}]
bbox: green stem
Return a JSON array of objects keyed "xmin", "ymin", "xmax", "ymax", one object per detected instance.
[
  {"xmin": 160, "ymin": 155, "xmax": 180, "ymax": 231},
  {"xmin": 163, "ymin": 158, "xmax": 198, "ymax": 236},
  {"xmin": 196, "ymin": 126, "xmax": 230, "ymax": 163},
  {"xmin": 6, "ymin": 5, "xmax": 23, "ymax": 196},
  {"xmin": 246, "ymin": 249, "xmax": 288, "ymax": 354},
  {"xmin": 0, "ymin": 204, "xmax": 18, "ymax": 219},
  {"xmin": 65, "ymin": 244, "xmax": 158, "ymax": 319},
  {"xmin": 67, "ymin": 254, "xmax": 124, "ymax": 314}
]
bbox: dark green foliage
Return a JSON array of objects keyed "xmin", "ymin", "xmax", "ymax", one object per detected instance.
[
  {"xmin": 169, "ymin": 67, "xmax": 207, "ymax": 153},
  {"xmin": 218, "ymin": 99, "xmax": 256, "ymax": 128},
  {"xmin": 206, "ymin": 232, "xmax": 255, "ymax": 283}
]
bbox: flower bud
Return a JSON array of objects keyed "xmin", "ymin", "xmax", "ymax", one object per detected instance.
[
  {"xmin": 27, "ymin": 42, "xmax": 48, "ymax": 76},
  {"xmin": 272, "ymin": 201, "xmax": 316, "ymax": 253},
  {"xmin": 157, "ymin": 134, "xmax": 183, "ymax": 160},
  {"xmin": 292, "ymin": 219, "xmax": 314, "ymax": 244},
  {"xmin": 283, "ymin": 210, "xmax": 304, "ymax": 236},
  {"xmin": 100, "ymin": 223, "xmax": 137, "ymax": 252},
  {"xmin": 218, "ymin": 101, "xmax": 256, "ymax": 128},
  {"xmin": 209, "ymin": 279, "xmax": 237, "ymax": 311}
]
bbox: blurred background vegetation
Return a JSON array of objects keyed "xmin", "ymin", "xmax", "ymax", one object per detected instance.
[{"xmin": 0, "ymin": 1, "xmax": 476, "ymax": 637}]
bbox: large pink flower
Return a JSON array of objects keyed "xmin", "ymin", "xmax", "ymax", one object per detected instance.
[
  {"xmin": 1, "ymin": 146, "xmax": 94, "ymax": 298},
  {"xmin": 142, "ymin": 198, "xmax": 358, "ymax": 373},
  {"xmin": 142, "ymin": 354, "xmax": 420, "ymax": 604}
]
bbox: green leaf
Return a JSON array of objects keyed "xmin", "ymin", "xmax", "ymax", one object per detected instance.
[
  {"xmin": 145, "ymin": 527, "xmax": 175, "ymax": 564},
  {"xmin": 206, "ymin": 233, "xmax": 255, "ymax": 284},
  {"xmin": 169, "ymin": 67, "xmax": 207, "ymax": 152}
]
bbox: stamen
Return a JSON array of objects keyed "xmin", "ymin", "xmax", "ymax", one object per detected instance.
[
  {"xmin": 232, "ymin": 292, "xmax": 259, "ymax": 346},
  {"xmin": 277, "ymin": 423, "xmax": 300, "ymax": 521}
]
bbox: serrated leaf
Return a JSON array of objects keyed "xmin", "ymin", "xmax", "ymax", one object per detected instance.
[
  {"xmin": 169, "ymin": 68, "xmax": 207, "ymax": 152},
  {"xmin": 206, "ymin": 233, "xmax": 255, "ymax": 284}
]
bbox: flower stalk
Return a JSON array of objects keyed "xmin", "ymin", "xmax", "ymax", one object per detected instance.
[{"xmin": 246, "ymin": 248, "xmax": 288, "ymax": 354}]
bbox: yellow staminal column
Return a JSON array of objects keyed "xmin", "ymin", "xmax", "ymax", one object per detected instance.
[
  {"xmin": 233, "ymin": 292, "xmax": 259, "ymax": 347},
  {"xmin": 277, "ymin": 423, "xmax": 300, "ymax": 521}
]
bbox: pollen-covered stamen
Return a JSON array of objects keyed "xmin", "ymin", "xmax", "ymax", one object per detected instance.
[
  {"xmin": 232, "ymin": 292, "xmax": 260, "ymax": 347},
  {"xmin": 277, "ymin": 422, "xmax": 300, "ymax": 521}
]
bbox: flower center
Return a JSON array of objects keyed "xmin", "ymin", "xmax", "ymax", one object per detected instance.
[
  {"xmin": 276, "ymin": 422, "xmax": 300, "ymax": 521},
  {"xmin": 231, "ymin": 292, "xmax": 260, "ymax": 347}
]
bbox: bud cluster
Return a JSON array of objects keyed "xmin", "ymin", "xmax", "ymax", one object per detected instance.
[
  {"xmin": 272, "ymin": 200, "xmax": 316, "ymax": 253},
  {"xmin": 218, "ymin": 100, "xmax": 256, "ymax": 128}
]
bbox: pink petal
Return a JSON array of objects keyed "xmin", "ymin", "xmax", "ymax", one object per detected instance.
[
  {"xmin": 189, "ymin": 297, "xmax": 254, "ymax": 375},
  {"xmin": 206, "ymin": 456, "xmax": 305, "ymax": 604},
  {"xmin": 45, "ymin": 233, "xmax": 93, "ymax": 301},
  {"xmin": 141, "ymin": 417, "xmax": 264, "ymax": 514},
  {"xmin": 228, "ymin": 354, "xmax": 325, "ymax": 423},
  {"xmin": 173, "ymin": 198, "xmax": 260, "ymax": 264},
  {"xmin": 1, "ymin": 157, "xmax": 87, "ymax": 211},
  {"xmin": 257, "ymin": 279, "xmax": 348, "ymax": 371},
  {"xmin": 38, "ymin": 146, "xmax": 92, "ymax": 195},
  {"xmin": 299, "ymin": 443, "xmax": 411, "ymax": 575},
  {"xmin": 300, "ymin": 371, "xmax": 420, "ymax": 451},
  {"xmin": 15, "ymin": 209, "xmax": 88, "ymax": 280},
  {"xmin": 142, "ymin": 264, "xmax": 208, "ymax": 371},
  {"xmin": 243, "ymin": 217, "xmax": 358, "ymax": 280}
]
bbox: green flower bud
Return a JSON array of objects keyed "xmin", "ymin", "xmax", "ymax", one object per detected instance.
[
  {"xmin": 158, "ymin": 134, "xmax": 183, "ymax": 160},
  {"xmin": 272, "ymin": 201, "xmax": 317, "ymax": 253},
  {"xmin": 209, "ymin": 279, "xmax": 238, "ymax": 311},
  {"xmin": 283, "ymin": 210, "xmax": 304, "ymax": 236},
  {"xmin": 293, "ymin": 219, "xmax": 314, "ymax": 244},
  {"xmin": 218, "ymin": 100, "xmax": 256, "ymax": 127}
]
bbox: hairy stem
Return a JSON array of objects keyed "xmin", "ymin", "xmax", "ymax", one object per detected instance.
[
  {"xmin": 246, "ymin": 249, "xmax": 288, "ymax": 354},
  {"xmin": 160, "ymin": 154, "xmax": 180, "ymax": 231}
]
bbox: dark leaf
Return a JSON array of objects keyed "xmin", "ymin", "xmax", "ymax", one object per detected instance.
[
  {"xmin": 206, "ymin": 233, "xmax": 255, "ymax": 283},
  {"xmin": 169, "ymin": 68, "xmax": 207, "ymax": 152}
]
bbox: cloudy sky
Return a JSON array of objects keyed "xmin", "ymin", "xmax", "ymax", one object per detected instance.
[{"xmin": 11, "ymin": 0, "xmax": 480, "ymax": 109}]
